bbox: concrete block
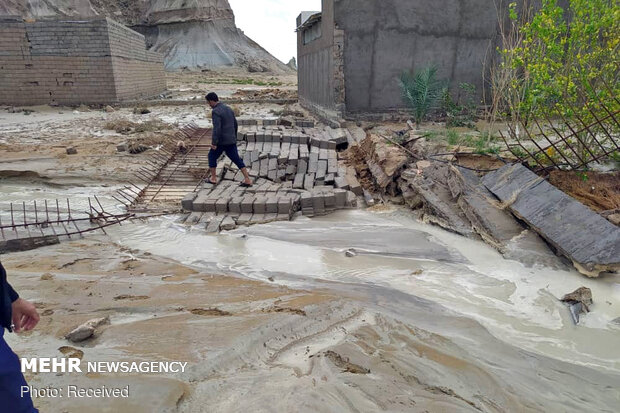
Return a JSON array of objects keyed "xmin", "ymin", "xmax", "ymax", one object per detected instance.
[
  {"xmin": 236, "ymin": 213, "xmax": 252, "ymax": 225},
  {"xmin": 220, "ymin": 216, "xmax": 236, "ymax": 231},
  {"xmin": 298, "ymin": 159, "xmax": 308, "ymax": 175},
  {"xmin": 229, "ymin": 197, "xmax": 243, "ymax": 214},
  {"xmin": 316, "ymin": 160, "xmax": 327, "ymax": 180},
  {"xmin": 335, "ymin": 176, "xmax": 349, "ymax": 190},
  {"xmin": 253, "ymin": 196, "xmax": 267, "ymax": 214},
  {"xmin": 206, "ymin": 215, "xmax": 224, "ymax": 233},
  {"xmin": 266, "ymin": 196, "xmax": 278, "ymax": 213},
  {"xmin": 311, "ymin": 193, "xmax": 325, "ymax": 214},
  {"xmin": 278, "ymin": 197, "xmax": 292, "ymax": 215},
  {"xmin": 304, "ymin": 173, "xmax": 315, "ymax": 190},
  {"xmin": 293, "ymin": 173, "xmax": 305, "ymax": 189},
  {"xmin": 334, "ymin": 189, "xmax": 347, "ymax": 208},
  {"xmin": 241, "ymin": 196, "xmax": 254, "ymax": 213},
  {"xmin": 181, "ymin": 192, "xmax": 198, "ymax": 211},
  {"xmin": 289, "ymin": 144, "xmax": 299, "ymax": 165},
  {"xmin": 324, "ymin": 193, "xmax": 336, "ymax": 210},
  {"xmin": 346, "ymin": 174, "xmax": 363, "ymax": 196}
]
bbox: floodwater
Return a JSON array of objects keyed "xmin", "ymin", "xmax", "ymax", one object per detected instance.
[{"xmin": 2, "ymin": 180, "xmax": 620, "ymax": 411}]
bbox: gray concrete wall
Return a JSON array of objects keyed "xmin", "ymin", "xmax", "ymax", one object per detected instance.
[
  {"xmin": 334, "ymin": 0, "xmax": 503, "ymax": 114},
  {"xmin": 297, "ymin": 0, "xmax": 337, "ymax": 116}
]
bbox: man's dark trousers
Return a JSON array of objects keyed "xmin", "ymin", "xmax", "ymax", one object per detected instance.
[
  {"xmin": 0, "ymin": 328, "xmax": 38, "ymax": 412},
  {"xmin": 208, "ymin": 144, "xmax": 246, "ymax": 169}
]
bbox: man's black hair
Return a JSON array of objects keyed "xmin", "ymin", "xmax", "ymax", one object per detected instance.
[{"xmin": 206, "ymin": 92, "xmax": 219, "ymax": 102}]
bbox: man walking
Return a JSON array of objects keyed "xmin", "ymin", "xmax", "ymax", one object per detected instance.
[
  {"xmin": 206, "ymin": 92, "xmax": 253, "ymax": 187},
  {"xmin": 1, "ymin": 261, "xmax": 39, "ymax": 412}
]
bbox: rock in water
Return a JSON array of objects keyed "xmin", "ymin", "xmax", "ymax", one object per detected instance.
[{"xmin": 561, "ymin": 287, "xmax": 593, "ymax": 324}]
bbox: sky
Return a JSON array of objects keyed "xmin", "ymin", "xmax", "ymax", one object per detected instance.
[{"xmin": 228, "ymin": 0, "xmax": 322, "ymax": 64}]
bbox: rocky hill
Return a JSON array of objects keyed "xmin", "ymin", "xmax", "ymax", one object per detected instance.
[{"xmin": 0, "ymin": 0, "xmax": 291, "ymax": 72}]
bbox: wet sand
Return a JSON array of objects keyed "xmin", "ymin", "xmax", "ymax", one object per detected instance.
[{"xmin": 1, "ymin": 73, "xmax": 619, "ymax": 412}]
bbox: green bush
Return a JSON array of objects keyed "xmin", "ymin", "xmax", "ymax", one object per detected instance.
[
  {"xmin": 443, "ymin": 83, "xmax": 478, "ymax": 128},
  {"xmin": 400, "ymin": 66, "xmax": 446, "ymax": 128}
]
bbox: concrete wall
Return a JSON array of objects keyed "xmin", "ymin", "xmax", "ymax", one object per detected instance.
[
  {"xmin": 107, "ymin": 19, "xmax": 166, "ymax": 101},
  {"xmin": 0, "ymin": 17, "xmax": 166, "ymax": 106},
  {"xmin": 297, "ymin": 0, "xmax": 341, "ymax": 122},
  {"xmin": 334, "ymin": 0, "xmax": 502, "ymax": 114}
]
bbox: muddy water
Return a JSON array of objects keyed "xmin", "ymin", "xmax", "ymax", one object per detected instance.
[
  {"xmin": 2, "ymin": 181, "xmax": 620, "ymax": 411},
  {"xmin": 108, "ymin": 208, "xmax": 620, "ymax": 371}
]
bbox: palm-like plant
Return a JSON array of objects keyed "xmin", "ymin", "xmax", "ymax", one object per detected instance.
[{"xmin": 400, "ymin": 66, "xmax": 446, "ymax": 129}]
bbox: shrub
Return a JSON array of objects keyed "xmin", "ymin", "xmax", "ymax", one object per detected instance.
[
  {"xmin": 400, "ymin": 66, "xmax": 446, "ymax": 128},
  {"xmin": 443, "ymin": 83, "xmax": 478, "ymax": 128}
]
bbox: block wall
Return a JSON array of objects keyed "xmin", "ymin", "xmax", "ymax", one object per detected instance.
[
  {"xmin": 107, "ymin": 18, "xmax": 166, "ymax": 101},
  {"xmin": 0, "ymin": 17, "xmax": 166, "ymax": 106}
]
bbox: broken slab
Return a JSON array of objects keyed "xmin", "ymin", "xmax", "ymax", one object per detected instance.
[
  {"xmin": 483, "ymin": 164, "xmax": 620, "ymax": 277},
  {"xmin": 399, "ymin": 162, "xmax": 476, "ymax": 238}
]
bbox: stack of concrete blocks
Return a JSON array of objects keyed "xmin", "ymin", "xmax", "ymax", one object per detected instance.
[
  {"xmin": 0, "ymin": 16, "xmax": 166, "ymax": 106},
  {"xmin": 180, "ymin": 121, "xmax": 361, "ymax": 233},
  {"xmin": 233, "ymin": 124, "xmax": 361, "ymax": 194},
  {"xmin": 181, "ymin": 179, "xmax": 357, "ymax": 233}
]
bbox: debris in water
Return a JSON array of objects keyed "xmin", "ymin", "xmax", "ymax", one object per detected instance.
[
  {"xmin": 561, "ymin": 287, "xmax": 593, "ymax": 324},
  {"xmin": 345, "ymin": 249, "xmax": 357, "ymax": 257},
  {"xmin": 190, "ymin": 308, "xmax": 231, "ymax": 316},
  {"xmin": 323, "ymin": 350, "xmax": 370, "ymax": 374}
]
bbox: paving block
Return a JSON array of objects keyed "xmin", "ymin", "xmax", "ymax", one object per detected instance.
[
  {"xmin": 250, "ymin": 214, "xmax": 266, "ymax": 224},
  {"xmin": 346, "ymin": 174, "xmax": 363, "ymax": 195},
  {"xmin": 229, "ymin": 197, "xmax": 243, "ymax": 214},
  {"xmin": 324, "ymin": 193, "xmax": 336, "ymax": 211},
  {"xmin": 328, "ymin": 158, "xmax": 338, "ymax": 174},
  {"xmin": 206, "ymin": 215, "xmax": 224, "ymax": 233},
  {"xmin": 220, "ymin": 216, "xmax": 236, "ymax": 231},
  {"xmin": 334, "ymin": 176, "xmax": 350, "ymax": 190},
  {"xmin": 325, "ymin": 173, "xmax": 335, "ymax": 184},
  {"xmin": 259, "ymin": 159, "xmax": 269, "ymax": 176},
  {"xmin": 316, "ymin": 160, "xmax": 327, "ymax": 180},
  {"xmin": 236, "ymin": 213, "xmax": 252, "ymax": 225},
  {"xmin": 293, "ymin": 173, "xmax": 305, "ymax": 189},
  {"xmin": 304, "ymin": 173, "xmax": 315, "ymax": 190},
  {"xmin": 298, "ymin": 159, "xmax": 308, "ymax": 175},
  {"xmin": 241, "ymin": 196, "xmax": 255, "ymax": 213},
  {"xmin": 278, "ymin": 197, "xmax": 292, "ymax": 215},
  {"xmin": 289, "ymin": 144, "xmax": 299, "ymax": 165},
  {"xmin": 216, "ymin": 198, "xmax": 230, "ymax": 213},
  {"xmin": 181, "ymin": 192, "xmax": 198, "ymax": 211},
  {"xmin": 301, "ymin": 192, "xmax": 313, "ymax": 208},
  {"xmin": 334, "ymin": 189, "xmax": 347, "ymax": 208},
  {"xmin": 253, "ymin": 196, "xmax": 267, "ymax": 214},
  {"xmin": 266, "ymin": 196, "xmax": 278, "ymax": 213},
  {"xmin": 185, "ymin": 212, "xmax": 203, "ymax": 225}
]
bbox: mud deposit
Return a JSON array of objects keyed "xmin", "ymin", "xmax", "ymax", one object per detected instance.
[{"xmin": 1, "ymin": 180, "xmax": 619, "ymax": 412}]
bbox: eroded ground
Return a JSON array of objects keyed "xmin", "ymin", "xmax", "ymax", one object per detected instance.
[{"xmin": 1, "ymin": 72, "xmax": 619, "ymax": 413}]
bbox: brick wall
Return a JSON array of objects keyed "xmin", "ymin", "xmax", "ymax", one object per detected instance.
[
  {"xmin": 106, "ymin": 18, "xmax": 166, "ymax": 101},
  {"xmin": 0, "ymin": 16, "xmax": 166, "ymax": 106}
]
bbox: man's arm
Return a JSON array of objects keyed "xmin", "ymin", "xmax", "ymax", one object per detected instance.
[
  {"xmin": 212, "ymin": 110, "xmax": 221, "ymax": 147},
  {"xmin": 234, "ymin": 113, "xmax": 238, "ymax": 138}
]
